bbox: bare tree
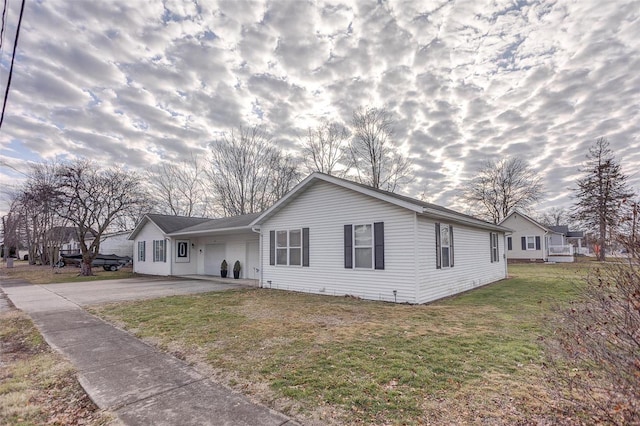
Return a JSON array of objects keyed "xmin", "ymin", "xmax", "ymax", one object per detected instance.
[
  {"xmin": 300, "ymin": 121, "xmax": 349, "ymax": 176},
  {"xmin": 206, "ymin": 126, "xmax": 301, "ymax": 216},
  {"xmin": 617, "ymin": 198, "xmax": 639, "ymax": 258},
  {"xmin": 462, "ymin": 157, "xmax": 544, "ymax": 224},
  {"xmin": 146, "ymin": 153, "xmax": 212, "ymax": 217},
  {"xmin": 538, "ymin": 207, "xmax": 569, "ymax": 227},
  {"xmin": 571, "ymin": 137, "xmax": 634, "ymax": 261},
  {"xmin": 269, "ymin": 152, "xmax": 302, "ymax": 201},
  {"xmin": 348, "ymin": 107, "xmax": 413, "ymax": 192},
  {"xmin": 56, "ymin": 160, "xmax": 148, "ymax": 276},
  {"xmin": 13, "ymin": 161, "xmax": 67, "ymax": 265}
]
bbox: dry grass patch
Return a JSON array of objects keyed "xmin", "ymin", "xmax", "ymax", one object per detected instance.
[
  {"xmin": 0, "ymin": 309, "xmax": 115, "ymax": 425},
  {"xmin": 2, "ymin": 260, "xmax": 136, "ymax": 284},
  {"xmin": 92, "ymin": 263, "xmax": 587, "ymax": 425}
]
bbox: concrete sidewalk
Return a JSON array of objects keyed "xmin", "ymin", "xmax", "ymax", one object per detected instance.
[{"xmin": 0, "ymin": 278, "xmax": 298, "ymax": 426}]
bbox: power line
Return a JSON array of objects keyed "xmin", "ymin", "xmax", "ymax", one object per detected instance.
[
  {"xmin": 0, "ymin": 0, "xmax": 8, "ymax": 52},
  {"xmin": 0, "ymin": 0, "xmax": 26, "ymax": 130},
  {"xmin": 0, "ymin": 0, "xmax": 9, "ymax": 85}
]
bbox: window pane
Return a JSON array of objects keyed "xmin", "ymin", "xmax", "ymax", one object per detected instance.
[
  {"xmin": 442, "ymin": 247, "xmax": 450, "ymax": 267},
  {"xmin": 354, "ymin": 225, "xmax": 372, "ymax": 246},
  {"xmin": 276, "ymin": 248, "xmax": 287, "ymax": 265},
  {"xmin": 527, "ymin": 236, "xmax": 535, "ymax": 249},
  {"xmin": 441, "ymin": 226, "xmax": 450, "ymax": 246},
  {"xmin": 289, "ymin": 248, "xmax": 301, "ymax": 265},
  {"xmin": 277, "ymin": 231, "xmax": 288, "ymax": 247},
  {"xmin": 355, "ymin": 247, "xmax": 372, "ymax": 268},
  {"xmin": 289, "ymin": 230, "xmax": 301, "ymax": 247}
]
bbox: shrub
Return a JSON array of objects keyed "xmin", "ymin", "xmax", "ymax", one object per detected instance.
[{"xmin": 545, "ymin": 261, "xmax": 640, "ymax": 424}]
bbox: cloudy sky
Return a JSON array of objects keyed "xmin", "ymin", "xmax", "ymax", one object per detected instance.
[{"xmin": 0, "ymin": 0, "xmax": 638, "ymax": 217}]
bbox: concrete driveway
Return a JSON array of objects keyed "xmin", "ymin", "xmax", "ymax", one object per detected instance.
[
  {"xmin": 33, "ymin": 276, "xmax": 254, "ymax": 306},
  {"xmin": 0, "ymin": 276, "xmax": 298, "ymax": 426}
]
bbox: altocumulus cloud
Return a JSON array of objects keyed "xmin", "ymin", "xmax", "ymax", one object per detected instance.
[{"xmin": 0, "ymin": 0, "xmax": 639, "ymax": 215}]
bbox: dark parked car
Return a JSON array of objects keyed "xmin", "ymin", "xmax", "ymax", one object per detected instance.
[{"xmin": 60, "ymin": 254, "xmax": 132, "ymax": 271}]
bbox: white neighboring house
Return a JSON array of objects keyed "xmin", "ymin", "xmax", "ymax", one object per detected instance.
[
  {"xmin": 499, "ymin": 211, "xmax": 576, "ymax": 263},
  {"xmin": 128, "ymin": 213, "xmax": 261, "ymax": 279},
  {"xmin": 91, "ymin": 231, "xmax": 135, "ymax": 258},
  {"xmin": 128, "ymin": 173, "xmax": 510, "ymax": 304}
]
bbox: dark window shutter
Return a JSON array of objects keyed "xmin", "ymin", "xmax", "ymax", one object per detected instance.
[
  {"xmin": 435, "ymin": 222, "xmax": 441, "ymax": 269},
  {"xmin": 450, "ymin": 226, "xmax": 454, "ymax": 268},
  {"xmin": 490, "ymin": 233, "xmax": 494, "ymax": 263},
  {"xmin": 535, "ymin": 236, "xmax": 541, "ymax": 250},
  {"xmin": 344, "ymin": 225, "xmax": 353, "ymax": 269},
  {"xmin": 374, "ymin": 222, "xmax": 384, "ymax": 270},
  {"xmin": 521, "ymin": 236, "xmax": 526, "ymax": 250},
  {"xmin": 302, "ymin": 227, "xmax": 309, "ymax": 267},
  {"xmin": 269, "ymin": 230, "xmax": 275, "ymax": 266},
  {"xmin": 507, "ymin": 236, "xmax": 512, "ymax": 251}
]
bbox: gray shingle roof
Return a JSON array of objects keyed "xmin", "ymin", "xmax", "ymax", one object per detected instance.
[
  {"xmin": 170, "ymin": 212, "xmax": 261, "ymax": 234},
  {"xmin": 145, "ymin": 214, "xmax": 212, "ymax": 234}
]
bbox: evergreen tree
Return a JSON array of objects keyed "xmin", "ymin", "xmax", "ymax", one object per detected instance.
[{"xmin": 572, "ymin": 137, "xmax": 634, "ymax": 261}]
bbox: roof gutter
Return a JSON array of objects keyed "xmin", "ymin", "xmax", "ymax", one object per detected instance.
[
  {"xmin": 421, "ymin": 207, "xmax": 510, "ymax": 232},
  {"xmin": 166, "ymin": 225, "xmax": 253, "ymax": 237}
]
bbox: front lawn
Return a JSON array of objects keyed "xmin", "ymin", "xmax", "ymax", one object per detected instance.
[
  {"xmin": 2, "ymin": 260, "xmax": 137, "ymax": 284},
  {"xmin": 92, "ymin": 263, "xmax": 588, "ymax": 425}
]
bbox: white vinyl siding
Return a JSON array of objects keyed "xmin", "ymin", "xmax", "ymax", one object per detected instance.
[
  {"xmin": 500, "ymin": 213, "xmax": 547, "ymax": 261},
  {"xmin": 132, "ymin": 222, "xmax": 171, "ymax": 276},
  {"xmin": 418, "ymin": 217, "xmax": 506, "ymax": 304},
  {"xmin": 261, "ymin": 180, "xmax": 417, "ymax": 303}
]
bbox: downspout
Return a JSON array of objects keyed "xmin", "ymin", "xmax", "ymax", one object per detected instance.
[
  {"xmin": 504, "ymin": 232, "xmax": 510, "ymax": 278},
  {"xmin": 251, "ymin": 226, "xmax": 262, "ymax": 287},
  {"xmin": 167, "ymin": 237, "xmax": 173, "ymax": 276}
]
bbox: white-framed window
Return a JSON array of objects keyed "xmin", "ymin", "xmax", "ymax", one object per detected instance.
[
  {"xmin": 491, "ymin": 232, "xmax": 499, "ymax": 262},
  {"xmin": 441, "ymin": 224, "xmax": 452, "ymax": 268},
  {"xmin": 138, "ymin": 241, "xmax": 145, "ymax": 261},
  {"xmin": 153, "ymin": 239, "xmax": 166, "ymax": 262},
  {"xmin": 526, "ymin": 236, "xmax": 536, "ymax": 250},
  {"xmin": 353, "ymin": 224, "xmax": 373, "ymax": 269},
  {"xmin": 276, "ymin": 229, "xmax": 302, "ymax": 266},
  {"xmin": 435, "ymin": 223, "xmax": 454, "ymax": 269}
]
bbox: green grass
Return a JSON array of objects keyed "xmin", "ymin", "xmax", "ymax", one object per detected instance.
[{"xmin": 92, "ymin": 263, "xmax": 588, "ymax": 425}]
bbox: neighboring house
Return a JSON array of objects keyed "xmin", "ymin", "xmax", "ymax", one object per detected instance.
[
  {"xmin": 91, "ymin": 230, "xmax": 135, "ymax": 258},
  {"xmin": 49, "ymin": 226, "xmax": 83, "ymax": 255},
  {"xmin": 499, "ymin": 211, "xmax": 578, "ymax": 263},
  {"xmin": 128, "ymin": 213, "xmax": 261, "ymax": 279},
  {"xmin": 130, "ymin": 173, "xmax": 510, "ymax": 304},
  {"xmin": 548, "ymin": 225, "xmax": 587, "ymax": 255}
]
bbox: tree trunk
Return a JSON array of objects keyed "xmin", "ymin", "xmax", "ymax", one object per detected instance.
[
  {"xmin": 80, "ymin": 260, "xmax": 94, "ymax": 276},
  {"xmin": 599, "ymin": 222, "xmax": 607, "ymax": 262}
]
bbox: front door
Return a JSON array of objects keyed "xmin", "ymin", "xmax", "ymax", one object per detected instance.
[
  {"xmin": 246, "ymin": 241, "xmax": 259, "ymax": 279},
  {"xmin": 204, "ymin": 244, "xmax": 225, "ymax": 276}
]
